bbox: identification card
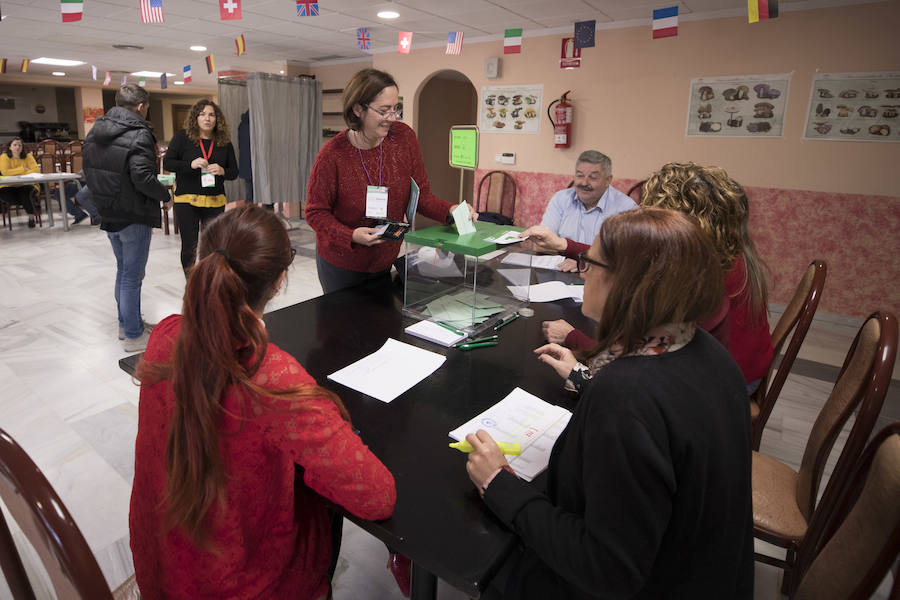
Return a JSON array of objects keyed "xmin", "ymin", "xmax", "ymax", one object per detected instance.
[
  {"xmin": 201, "ymin": 171, "xmax": 216, "ymax": 188},
  {"xmin": 364, "ymin": 185, "xmax": 389, "ymax": 218}
]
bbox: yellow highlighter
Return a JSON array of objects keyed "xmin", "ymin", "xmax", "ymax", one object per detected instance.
[{"xmin": 449, "ymin": 440, "xmax": 521, "ymax": 455}]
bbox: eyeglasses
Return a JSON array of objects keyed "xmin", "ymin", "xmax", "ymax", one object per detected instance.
[
  {"xmin": 363, "ymin": 104, "xmax": 402, "ymax": 118},
  {"xmin": 289, "ymin": 247, "xmax": 297, "ymax": 265},
  {"xmin": 576, "ymin": 252, "xmax": 609, "ymax": 273}
]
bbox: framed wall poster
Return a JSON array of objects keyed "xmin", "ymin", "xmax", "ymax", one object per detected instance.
[
  {"xmin": 685, "ymin": 73, "xmax": 791, "ymax": 138},
  {"xmin": 479, "ymin": 84, "xmax": 543, "ymax": 134},
  {"xmin": 803, "ymin": 72, "xmax": 900, "ymax": 142}
]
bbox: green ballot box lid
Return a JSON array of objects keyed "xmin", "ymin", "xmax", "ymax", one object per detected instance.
[{"xmin": 404, "ymin": 222, "xmax": 525, "ymax": 257}]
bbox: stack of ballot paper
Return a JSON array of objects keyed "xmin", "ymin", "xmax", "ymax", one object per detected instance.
[
  {"xmin": 422, "ymin": 290, "xmax": 504, "ymax": 329},
  {"xmin": 449, "ymin": 387, "xmax": 572, "ymax": 482},
  {"xmin": 507, "ymin": 281, "xmax": 584, "ymax": 303},
  {"xmin": 404, "ymin": 319, "xmax": 467, "ymax": 347}
]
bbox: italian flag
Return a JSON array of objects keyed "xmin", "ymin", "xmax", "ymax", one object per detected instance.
[
  {"xmin": 504, "ymin": 28, "xmax": 522, "ymax": 54},
  {"xmin": 61, "ymin": 0, "xmax": 84, "ymax": 23}
]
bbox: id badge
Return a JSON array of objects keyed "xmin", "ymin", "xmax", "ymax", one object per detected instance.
[
  {"xmin": 201, "ymin": 171, "xmax": 216, "ymax": 188},
  {"xmin": 364, "ymin": 185, "xmax": 389, "ymax": 219}
]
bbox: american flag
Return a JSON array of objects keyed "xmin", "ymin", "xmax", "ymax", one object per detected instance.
[
  {"xmin": 296, "ymin": 0, "xmax": 318, "ymax": 16},
  {"xmin": 140, "ymin": 0, "xmax": 164, "ymax": 23},
  {"xmin": 445, "ymin": 32, "xmax": 463, "ymax": 55}
]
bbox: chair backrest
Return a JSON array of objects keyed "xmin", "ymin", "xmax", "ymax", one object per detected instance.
[
  {"xmin": 626, "ymin": 179, "xmax": 646, "ymax": 204},
  {"xmin": 0, "ymin": 428, "xmax": 115, "ymax": 600},
  {"xmin": 70, "ymin": 153, "xmax": 83, "ymax": 174},
  {"xmin": 37, "ymin": 139, "xmax": 58, "ymax": 158},
  {"xmin": 795, "ymin": 312, "xmax": 898, "ymax": 522},
  {"xmin": 475, "ymin": 170, "xmax": 516, "ymax": 220},
  {"xmin": 792, "ymin": 423, "xmax": 900, "ymax": 600},
  {"xmin": 751, "ymin": 260, "xmax": 827, "ymax": 449},
  {"xmin": 38, "ymin": 154, "xmax": 56, "ymax": 174}
]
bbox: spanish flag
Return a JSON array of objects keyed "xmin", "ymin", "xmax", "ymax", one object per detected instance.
[
  {"xmin": 235, "ymin": 34, "xmax": 246, "ymax": 56},
  {"xmin": 20, "ymin": 59, "xmax": 29, "ymax": 73},
  {"xmin": 748, "ymin": 0, "xmax": 779, "ymax": 23},
  {"xmin": 205, "ymin": 54, "xmax": 215, "ymax": 74}
]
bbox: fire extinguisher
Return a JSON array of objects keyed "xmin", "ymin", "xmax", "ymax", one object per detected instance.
[{"xmin": 548, "ymin": 91, "xmax": 573, "ymax": 149}]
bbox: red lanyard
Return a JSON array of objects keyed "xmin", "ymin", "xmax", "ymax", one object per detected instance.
[{"xmin": 199, "ymin": 138, "xmax": 214, "ymax": 162}]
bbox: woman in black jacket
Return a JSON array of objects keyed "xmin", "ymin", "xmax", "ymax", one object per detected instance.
[
  {"xmin": 164, "ymin": 99, "xmax": 238, "ymax": 272},
  {"xmin": 465, "ymin": 208, "xmax": 754, "ymax": 599}
]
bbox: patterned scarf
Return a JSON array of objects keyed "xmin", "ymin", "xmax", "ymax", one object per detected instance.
[{"xmin": 587, "ymin": 323, "xmax": 696, "ymax": 374}]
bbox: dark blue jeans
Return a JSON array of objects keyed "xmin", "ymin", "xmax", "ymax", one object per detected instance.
[{"xmin": 107, "ymin": 224, "xmax": 152, "ymax": 339}]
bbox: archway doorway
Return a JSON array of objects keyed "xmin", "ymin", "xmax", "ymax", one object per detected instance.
[{"xmin": 415, "ymin": 70, "xmax": 477, "ymax": 226}]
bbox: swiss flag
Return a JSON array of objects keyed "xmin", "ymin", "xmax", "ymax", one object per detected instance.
[
  {"xmin": 398, "ymin": 31, "xmax": 412, "ymax": 54},
  {"xmin": 220, "ymin": 0, "xmax": 242, "ymax": 20}
]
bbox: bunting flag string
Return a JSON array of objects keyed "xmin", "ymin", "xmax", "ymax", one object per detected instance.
[
  {"xmin": 160, "ymin": 73, "xmax": 167, "ymax": 89},
  {"xmin": 20, "ymin": 59, "xmax": 29, "ymax": 73},
  {"xmin": 296, "ymin": 1, "xmax": 318, "ymax": 16},
  {"xmin": 205, "ymin": 54, "xmax": 215, "ymax": 74},
  {"xmin": 183, "ymin": 65, "xmax": 192, "ymax": 83},
  {"xmin": 236, "ymin": 34, "xmax": 246, "ymax": 55},
  {"xmin": 104, "ymin": 71, "xmax": 112, "ymax": 86},
  {"xmin": 574, "ymin": 20, "xmax": 595, "ymax": 49},
  {"xmin": 748, "ymin": 0, "xmax": 779, "ymax": 23},
  {"xmin": 652, "ymin": 6, "xmax": 678, "ymax": 39},
  {"xmin": 138, "ymin": 77, "xmax": 147, "ymax": 88},
  {"xmin": 504, "ymin": 28, "xmax": 522, "ymax": 54},
  {"xmin": 140, "ymin": 0, "xmax": 164, "ymax": 23},
  {"xmin": 0, "ymin": 59, "xmax": 7, "ymax": 75},
  {"xmin": 220, "ymin": 0, "xmax": 242, "ymax": 20},
  {"xmin": 61, "ymin": 0, "xmax": 83, "ymax": 23},
  {"xmin": 445, "ymin": 32, "xmax": 463, "ymax": 55},
  {"xmin": 91, "ymin": 64, "xmax": 97, "ymax": 80},
  {"xmin": 357, "ymin": 28, "xmax": 371, "ymax": 51},
  {"xmin": 398, "ymin": 31, "xmax": 412, "ymax": 54}
]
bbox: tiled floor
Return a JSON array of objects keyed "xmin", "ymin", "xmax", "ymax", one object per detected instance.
[{"xmin": 0, "ymin": 210, "xmax": 896, "ymax": 599}]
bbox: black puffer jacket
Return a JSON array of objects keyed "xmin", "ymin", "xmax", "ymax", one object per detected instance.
[{"xmin": 83, "ymin": 106, "xmax": 169, "ymax": 229}]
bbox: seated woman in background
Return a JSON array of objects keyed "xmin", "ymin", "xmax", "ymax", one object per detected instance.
[
  {"xmin": 131, "ymin": 205, "xmax": 396, "ymax": 600},
  {"xmin": 0, "ymin": 137, "xmax": 40, "ymax": 228},
  {"xmin": 542, "ymin": 162, "xmax": 772, "ymax": 394},
  {"xmin": 465, "ymin": 208, "xmax": 754, "ymax": 599}
]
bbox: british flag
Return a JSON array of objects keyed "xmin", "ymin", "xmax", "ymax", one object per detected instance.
[
  {"xmin": 357, "ymin": 28, "xmax": 371, "ymax": 51},
  {"xmin": 296, "ymin": 1, "xmax": 318, "ymax": 16},
  {"xmin": 140, "ymin": 0, "xmax": 164, "ymax": 23}
]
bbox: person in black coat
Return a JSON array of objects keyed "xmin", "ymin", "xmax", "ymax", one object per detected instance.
[
  {"xmin": 83, "ymin": 84, "xmax": 170, "ymax": 352},
  {"xmin": 465, "ymin": 208, "xmax": 754, "ymax": 599},
  {"xmin": 163, "ymin": 99, "xmax": 238, "ymax": 272}
]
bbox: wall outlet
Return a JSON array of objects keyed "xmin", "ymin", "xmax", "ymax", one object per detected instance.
[{"xmin": 501, "ymin": 152, "xmax": 515, "ymax": 165}]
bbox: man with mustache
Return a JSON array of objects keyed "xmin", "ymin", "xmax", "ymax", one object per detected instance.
[{"xmin": 524, "ymin": 150, "xmax": 635, "ymax": 272}]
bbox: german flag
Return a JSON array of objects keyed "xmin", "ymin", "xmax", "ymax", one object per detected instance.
[
  {"xmin": 205, "ymin": 54, "xmax": 215, "ymax": 74},
  {"xmin": 748, "ymin": 0, "xmax": 779, "ymax": 23},
  {"xmin": 0, "ymin": 59, "xmax": 7, "ymax": 74},
  {"xmin": 20, "ymin": 59, "xmax": 29, "ymax": 73},
  {"xmin": 235, "ymin": 34, "xmax": 246, "ymax": 56}
]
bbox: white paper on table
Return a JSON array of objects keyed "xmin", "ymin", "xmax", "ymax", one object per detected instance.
[
  {"xmin": 498, "ymin": 268, "xmax": 532, "ymax": 286},
  {"xmin": 484, "ymin": 230, "xmax": 528, "ymax": 245},
  {"xmin": 449, "ymin": 387, "xmax": 572, "ymax": 482},
  {"xmin": 404, "ymin": 319, "xmax": 466, "ymax": 347},
  {"xmin": 452, "ymin": 201, "xmax": 476, "ymax": 235},
  {"xmin": 501, "ymin": 253, "xmax": 564, "ymax": 270},
  {"xmin": 506, "ymin": 281, "xmax": 585, "ymax": 302},
  {"xmin": 327, "ymin": 338, "xmax": 446, "ymax": 403},
  {"xmin": 18, "ymin": 173, "xmax": 45, "ymax": 179}
]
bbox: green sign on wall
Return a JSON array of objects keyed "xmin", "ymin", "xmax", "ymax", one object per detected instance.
[{"xmin": 449, "ymin": 126, "xmax": 479, "ymax": 170}]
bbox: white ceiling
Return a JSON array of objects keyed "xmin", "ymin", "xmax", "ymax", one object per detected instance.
[{"xmin": 0, "ymin": 0, "xmax": 880, "ymax": 91}]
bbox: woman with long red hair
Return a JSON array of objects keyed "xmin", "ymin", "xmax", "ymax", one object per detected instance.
[{"xmin": 130, "ymin": 205, "xmax": 395, "ymax": 599}]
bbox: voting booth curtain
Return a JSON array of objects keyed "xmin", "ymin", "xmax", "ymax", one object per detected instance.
[
  {"xmin": 218, "ymin": 74, "xmax": 322, "ymax": 214},
  {"xmin": 216, "ymin": 79, "xmax": 248, "ymax": 204}
]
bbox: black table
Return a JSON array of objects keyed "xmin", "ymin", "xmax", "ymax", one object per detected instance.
[{"xmin": 121, "ymin": 278, "xmax": 593, "ymax": 599}]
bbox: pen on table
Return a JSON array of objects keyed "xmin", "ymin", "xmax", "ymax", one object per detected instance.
[
  {"xmin": 454, "ymin": 335, "xmax": 498, "ymax": 347},
  {"xmin": 449, "ymin": 440, "xmax": 522, "ymax": 455},
  {"xmin": 494, "ymin": 313, "xmax": 520, "ymax": 331},
  {"xmin": 436, "ymin": 321, "xmax": 465, "ymax": 335},
  {"xmin": 457, "ymin": 341, "xmax": 498, "ymax": 351}
]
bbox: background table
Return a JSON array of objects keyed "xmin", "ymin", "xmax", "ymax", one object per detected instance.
[
  {"xmin": 121, "ymin": 277, "xmax": 593, "ymax": 599},
  {"xmin": 0, "ymin": 172, "xmax": 82, "ymax": 230}
]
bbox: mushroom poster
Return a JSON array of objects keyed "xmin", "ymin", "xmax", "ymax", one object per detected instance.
[
  {"xmin": 685, "ymin": 74, "xmax": 791, "ymax": 138},
  {"xmin": 479, "ymin": 84, "xmax": 543, "ymax": 134},
  {"xmin": 803, "ymin": 72, "xmax": 900, "ymax": 142}
]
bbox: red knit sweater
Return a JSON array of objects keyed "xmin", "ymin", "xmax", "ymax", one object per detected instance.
[
  {"xmin": 130, "ymin": 315, "xmax": 396, "ymax": 600},
  {"xmin": 306, "ymin": 122, "xmax": 453, "ymax": 273}
]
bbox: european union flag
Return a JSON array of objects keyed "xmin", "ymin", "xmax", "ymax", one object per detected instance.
[{"xmin": 574, "ymin": 20, "xmax": 596, "ymax": 49}]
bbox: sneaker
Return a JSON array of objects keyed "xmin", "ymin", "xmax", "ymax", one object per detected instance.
[
  {"xmin": 72, "ymin": 213, "xmax": 88, "ymax": 225},
  {"xmin": 122, "ymin": 331, "xmax": 151, "ymax": 353},
  {"xmin": 119, "ymin": 321, "xmax": 155, "ymax": 341}
]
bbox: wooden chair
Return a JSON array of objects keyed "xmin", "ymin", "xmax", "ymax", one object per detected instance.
[
  {"xmin": 0, "ymin": 428, "xmax": 141, "ymax": 599},
  {"xmin": 0, "ymin": 199, "xmax": 12, "ymax": 231},
  {"xmin": 791, "ymin": 422, "xmax": 900, "ymax": 600},
  {"xmin": 752, "ymin": 312, "xmax": 898, "ymax": 594},
  {"xmin": 751, "ymin": 260, "xmax": 828, "ymax": 450},
  {"xmin": 625, "ymin": 179, "xmax": 646, "ymax": 204},
  {"xmin": 475, "ymin": 170, "xmax": 516, "ymax": 223},
  {"xmin": 67, "ymin": 140, "xmax": 83, "ymax": 174}
]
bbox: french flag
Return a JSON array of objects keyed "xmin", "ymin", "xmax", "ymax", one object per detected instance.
[{"xmin": 652, "ymin": 6, "xmax": 678, "ymax": 39}]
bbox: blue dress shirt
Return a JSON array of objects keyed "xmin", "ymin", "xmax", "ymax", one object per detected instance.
[{"xmin": 540, "ymin": 186, "xmax": 637, "ymax": 245}]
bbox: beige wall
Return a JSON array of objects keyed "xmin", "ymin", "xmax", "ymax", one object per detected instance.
[
  {"xmin": 367, "ymin": 2, "xmax": 899, "ymax": 197},
  {"xmin": 158, "ymin": 94, "xmax": 216, "ymax": 142}
]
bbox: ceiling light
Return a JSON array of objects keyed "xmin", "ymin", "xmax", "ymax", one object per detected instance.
[
  {"xmin": 51, "ymin": 72, "xmax": 66, "ymax": 77},
  {"xmin": 279, "ymin": 70, "xmax": 285, "ymax": 74},
  {"xmin": 190, "ymin": 45, "xmax": 207, "ymax": 52},
  {"xmin": 31, "ymin": 57, "xmax": 86, "ymax": 67},
  {"xmin": 377, "ymin": 10, "xmax": 400, "ymax": 19},
  {"xmin": 173, "ymin": 81, "xmax": 185, "ymax": 85},
  {"xmin": 112, "ymin": 44, "xmax": 144, "ymax": 51},
  {"xmin": 131, "ymin": 71, "xmax": 176, "ymax": 77}
]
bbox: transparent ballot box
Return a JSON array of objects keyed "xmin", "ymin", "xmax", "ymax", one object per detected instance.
[{"xmin": 402, "ymin": 222, "xmax": 534, "ymax": 339}]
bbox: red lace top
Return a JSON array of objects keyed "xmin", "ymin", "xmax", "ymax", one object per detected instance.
[
  {"xmin": 130, "ymin": 315, "xmax": 396, "ymax": 599},
  {"xmin": 306, "ymin": 122, "xmax": 453, "ymax": 273}
]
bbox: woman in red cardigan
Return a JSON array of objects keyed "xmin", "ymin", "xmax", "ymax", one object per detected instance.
[
  {"xmin": 306, "ymin": 68, "xmax": 475, "ymax": 294},
  {"xmin": 130, "ymin": 205, "xmax": 395, "ymax": 599}
]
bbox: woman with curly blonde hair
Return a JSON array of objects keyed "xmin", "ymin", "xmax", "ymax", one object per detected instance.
[
  {"xmin": 640, "ymin": 162, "xmax": 772, "ymax": 392},
  {"xmin": 164, "ymin": 99, "xmax": 238, "ymax": 273}
]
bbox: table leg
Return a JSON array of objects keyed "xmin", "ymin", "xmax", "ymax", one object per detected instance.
[
  {"xmin": 410, "ymin": 562, "xmax": 437, "ymax": 600},
  {"xmin": 42, "ymin": 182, "xmax": 55, "ymax": 228},
  {"xmin": 59, "ymin": 181, "xmax": 70, "ymax": 231}
]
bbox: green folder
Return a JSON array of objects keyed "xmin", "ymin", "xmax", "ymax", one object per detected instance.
[{"xmin": 404, "ymin": 222, "xmax": 525, "ymax": 257}]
